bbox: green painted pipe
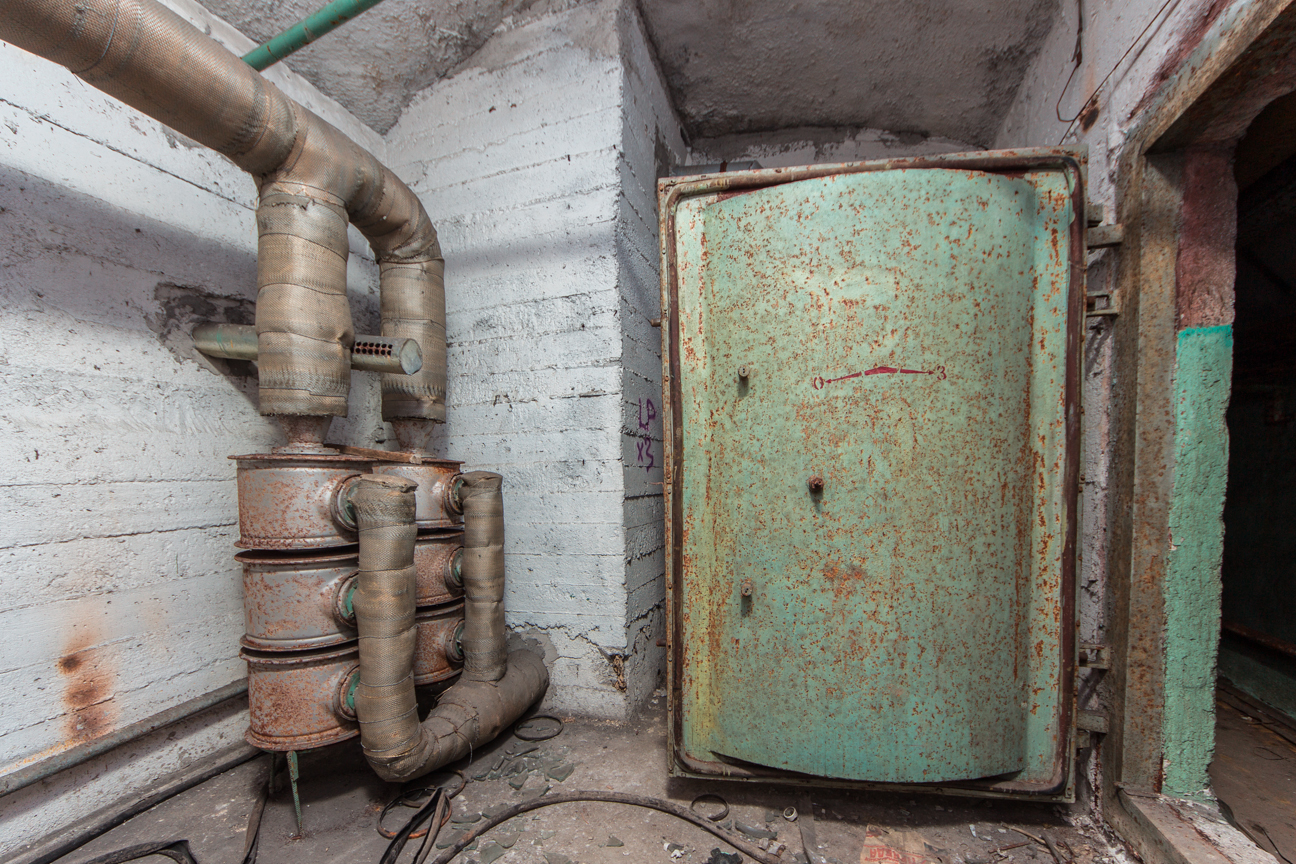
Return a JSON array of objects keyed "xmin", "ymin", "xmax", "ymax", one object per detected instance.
[{"xmin": 242, "ymin": 0, "xmax": 390, "ymax": 71}]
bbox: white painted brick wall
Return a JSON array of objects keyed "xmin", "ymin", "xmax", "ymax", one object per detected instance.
[{"xmin": 0, "ymin": 0, "xmax": 390, "ymax": 849}]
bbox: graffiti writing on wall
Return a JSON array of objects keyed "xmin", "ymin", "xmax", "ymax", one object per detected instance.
[{"xmin": 636, "ymin": 397, "xmax": 657, "ymax": 472}]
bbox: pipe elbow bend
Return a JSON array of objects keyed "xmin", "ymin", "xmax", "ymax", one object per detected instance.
[{"xmin": 364, "ymin": 649, "xmax": 549, "ymax": 784}]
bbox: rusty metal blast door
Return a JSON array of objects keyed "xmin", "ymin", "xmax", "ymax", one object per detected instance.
[{"xmin": 661, "ymin": 149, "xmax": 1084, "ymax": 799}]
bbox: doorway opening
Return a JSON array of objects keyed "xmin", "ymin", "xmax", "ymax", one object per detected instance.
[{"xmin": 1211, "ymin": 88, "xmax": 1296, "ymax": 864}]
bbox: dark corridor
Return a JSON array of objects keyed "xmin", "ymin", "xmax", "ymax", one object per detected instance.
[
  {"xmin": 1219, "ymin": 90, "xmax": 1296, "ymax": 714},
  {"xmin": 1211, "ymin": 90, "xmax": 1296, "ymax": 863}
]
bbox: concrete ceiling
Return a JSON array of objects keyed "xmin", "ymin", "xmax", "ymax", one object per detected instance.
[
  {"xmin": 206, "ymin": 0, "xmax": 1059, "ymax": 145},
  {"xmin": 202, "ymin": 0, "xmax": 542, "ymax": 134},
  {"xmin": 641, "ymin": 0, "xmax": 1059, "ymax": 147}
]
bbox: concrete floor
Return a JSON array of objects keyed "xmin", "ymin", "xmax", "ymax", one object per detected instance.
[
  {"xmin": 1210, "ymin": 690, "xmax": 1296, "ymax": 864},
  {"xmin": 55, "ymin": 700, "xmax": 1135, "ymax": 864}
]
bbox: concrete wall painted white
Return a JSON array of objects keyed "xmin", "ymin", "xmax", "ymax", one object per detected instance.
[
  {"xmin": 0, "ymin": 0, "xmax": 390, "ymax": 850},
  {"xmin": 384, "ymin": 0, "xmax": 685, "ymax": 719},
  {"xmin": 615, "ymin": 0, "xmax": 686, "ymax": 707},
  {"xmin": 686, "ymin": 126, "xmax": 977, "ymax": 169}
]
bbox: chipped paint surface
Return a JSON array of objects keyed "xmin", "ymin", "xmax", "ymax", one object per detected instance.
[
  {"xmin": 665, "ymin": 155, "xmax": 1081, "ymax": 791},
  {"xmin": 1163, "ymin": 324, "xmax": 1232, "ymax": 799}
]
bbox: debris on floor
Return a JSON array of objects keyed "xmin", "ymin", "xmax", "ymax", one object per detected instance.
[
  {"xmin": 705, "ymin": 849, "xmax": 743, "ymax": 864},
  {"xmin": 861, "ymin": 827, "xmax": 941, "ymax": 864},
  {"xmin": 51, "ymin": 708, "xmax": 1138, "ymax": 864}
]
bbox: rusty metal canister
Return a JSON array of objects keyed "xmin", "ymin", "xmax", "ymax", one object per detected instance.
[
  {"xmin": 241, "ymin": 642, "xmax": 359, "ymax": 751},
  {"xmin": 413, "ymin": 602, "xmax": 464, "ymax": 686},
  {"xmin": 370, "ymin": 460, "xmax": 464, "ymax": 530},
  {"xmin": 233, "ymin": 451, "xmax": 374, "ymax": 550},
  {"xmin": 414, "ymin": 531, "xmax": 464, "ymax": 606},
  {"xmin": 238, "ymin": 549, "xmax": 359, "ymax": 651}
]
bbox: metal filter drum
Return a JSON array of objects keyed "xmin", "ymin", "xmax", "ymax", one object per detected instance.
[
  {"xmin": 414, "ymin": 531, "xmax": 464, "ymax": 607},
  {"xmin": 370, "ymin": 460, "xmax": 464, "ymax": 530},
  {"xmin": 413, "ymin": 602, "xmax": 464, "ymax": 686},
  {"xmin": 233, "ymin": 451, "xmax": 374, "ymax": 550},
  {"xmin": 238, "ymin": 548, "xmax": 358, "ymax": 651},
  {"xmin": 241, "ymin": 642, "xmax": 359, "ymax": 751}
]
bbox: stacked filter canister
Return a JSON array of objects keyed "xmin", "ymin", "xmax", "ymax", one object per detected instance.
[{"xmin": 233, "ymin": 448, "xmax": 468, "ymax": 751}]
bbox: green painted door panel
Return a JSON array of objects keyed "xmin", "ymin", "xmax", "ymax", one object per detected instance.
[{"xmin": 671, "ymin": 164, "xmax": 1077, "ymax": 787}]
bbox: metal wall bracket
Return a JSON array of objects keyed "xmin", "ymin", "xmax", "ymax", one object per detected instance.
[
  {"xmin": 1078, "ymin": 709, "xmax": 1110, "ymax": 734},
  {"xmin": 1086, "ymin": 292, "xmax": 1119, "ymax": 318},
  {"xmin": 1087, "ymin": 223, "xmax": 1125, "ymax": 248},
  {"xmin": 1079, "ymin": 642, "xmax": 1110, "ymax": 669}
]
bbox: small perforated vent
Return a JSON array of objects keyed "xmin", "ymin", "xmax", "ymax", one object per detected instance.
[{"xmin": 353, "ymin": 340, "xmax": 394, "ymax": 357}]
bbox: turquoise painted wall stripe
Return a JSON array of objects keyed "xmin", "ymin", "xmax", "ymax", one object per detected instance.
[{"xmin": 1163, "ymin": 324, "xmax": 1233, "ymax": 799}]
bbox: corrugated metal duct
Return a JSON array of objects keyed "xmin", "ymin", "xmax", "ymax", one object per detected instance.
[{"xmin": 0, "ymin": 0, "xmax": 447, "ymax": 423}]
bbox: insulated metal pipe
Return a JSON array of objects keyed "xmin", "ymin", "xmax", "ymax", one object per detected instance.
[
  {"xmin": 351, "ymin": 475, "xmax": 421, "ymax": 764},
  {"xmin": 0, "ymin": 0, "xmax": 448, "ymax": 422},
  {"xmin": 459, "ymin": 472, "xmax": 507, "ymax": 682},
  {"xmin": 193, "ymin": 323, "xmax": 424, "ymax": 374},
  {"xmin": 242, "ymin": 0, "xmax": 390, "ymax": 71},
  {"xmin": 350, "ymin": 474, "xmax": 546, "ymax": 784}
]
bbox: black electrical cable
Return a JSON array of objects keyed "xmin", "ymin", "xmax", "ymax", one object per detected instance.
[
  {"xmin": 239, "ymin": 756, "xmax": 273, "ymax": 864},
  {"xmin": 1056, "ymin": 0, "xmax": 1181, "ymax": 143},
  {"xmin": 409, "ymin": 794, "xmax": 448, "ymax": 864},
  {"xmin": 377, "ymin": 772, "xmax": 463, "ymax": 839},
  {"xmin": 426, "ymin": 791, "xmax": 785, "ymax": 864},
  {"xmin": 378, "ymin": 788, "xmax": 447, "ymax": 864},
  {"xmin": 513, "ymin": 715, "xmax": 563, "ymax": 741},
  {"xmin": 690, "ymin": 793, "xmax": 730, "ymax": 823}
]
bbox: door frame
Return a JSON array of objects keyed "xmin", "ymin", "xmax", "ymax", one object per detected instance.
[
  {"xmin": 1100, "ymin": 1, "xmax": 1296, "ymax": 861},
  {"xmin": 658, "ymin": 148, "xmax": 1087, "ymax": 800}
]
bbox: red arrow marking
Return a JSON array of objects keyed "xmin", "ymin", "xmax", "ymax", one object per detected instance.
[{"xmin": 814, "ymin": 365, "xmax": 946, "ymax": 386}]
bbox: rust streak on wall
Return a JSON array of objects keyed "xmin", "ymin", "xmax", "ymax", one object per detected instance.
[
  {"xmin": 58, "ymin": 625, "xmax": 119, "ymax": 744},
  {"xmin": 1137, "ymin": 0, "xmax": 1232, "ymax": 116}
]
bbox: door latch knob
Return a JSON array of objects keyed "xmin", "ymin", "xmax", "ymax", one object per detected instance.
[
  {"xmin": 808, "ymin": 476, "xmax": 824, "ymax": 494},
  {"xmin": 740, "ymin": 578, "xmax": 754, "ymax": 597}
]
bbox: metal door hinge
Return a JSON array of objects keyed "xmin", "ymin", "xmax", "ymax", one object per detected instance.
[
  {"xmin": 1087, "ymin": 223, "xmax": 1124, "ymax": 248},
  {"xmin": 1079, "ymin": 642, "xmax": 1109, "ymax": 669}
]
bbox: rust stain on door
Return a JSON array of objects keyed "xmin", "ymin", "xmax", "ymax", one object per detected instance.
[{"xmin": 662, "ymin": 150, "xmax": 1083, "ymax": 795}]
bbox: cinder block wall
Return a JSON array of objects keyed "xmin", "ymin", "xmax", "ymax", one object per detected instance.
[{"xmin": 384, "ymin": 0, "xmax": 685, "ymax": 719}]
